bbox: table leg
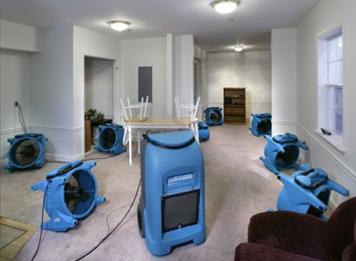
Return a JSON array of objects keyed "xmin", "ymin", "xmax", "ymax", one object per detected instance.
[
  {"xmin": 138, "ymin": 130, "xmax": 141, "ymax": 154},
  {"xmin": 129, "ymin": 126, "xmax": 132, "ymax": 165}
]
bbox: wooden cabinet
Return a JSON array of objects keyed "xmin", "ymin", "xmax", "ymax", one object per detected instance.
[{"xmin": 223, "ymin": 87, "xmax": 246, "ymax": 124}]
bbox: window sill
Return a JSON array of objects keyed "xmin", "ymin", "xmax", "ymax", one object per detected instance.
[{"xmin": 315, "ymin": 129, "xmax": 346, "ymax": 153}]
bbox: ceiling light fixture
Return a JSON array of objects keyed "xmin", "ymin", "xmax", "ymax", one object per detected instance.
[
  {"xmin": 108, "ymin": 20, "xmax": 131, "ymax": 32},
  {"xmin": 211, "ymin": 0, "xmax": 240, "ymax": 14},
  {"xmin": 234, "ymin": 45, "xmax": 244, "ymax": 52}
]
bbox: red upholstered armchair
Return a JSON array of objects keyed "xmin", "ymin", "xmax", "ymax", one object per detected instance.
[{"xmin": 235, "ymin": 197, "xmax": 356, "ymax": 261}]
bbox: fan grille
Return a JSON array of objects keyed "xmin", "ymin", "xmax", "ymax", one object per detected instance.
[
  {"xmin": 64, "ymin": 170, "xmax": 96, "ymax": 217},
  {"xmin": 10, "ymin": 138, "xmax": 40, "ymax": 167},
  {"xmin": 275, "ymin": 145, "xmax": 299, "ymax": 169},
  {"xmin": 100, "ymin": 128, "xmax": 116, "ymax": 150},
  {"xmin": 209, "ymin": 110, "xmax": 221, "ymax": 124},
  {"xmin": 257, "ymin": 120, "xmax": 271, "ymax": 134}
]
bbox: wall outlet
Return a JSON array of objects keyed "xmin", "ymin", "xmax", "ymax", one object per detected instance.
[{"xmin": 14, "ymin": 101, "xmax": 19, "ymax": 107}]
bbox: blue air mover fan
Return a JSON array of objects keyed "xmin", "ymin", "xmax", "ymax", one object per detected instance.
[
  {"xmin": 94, "ymin": 123, "xmax": 126, "ymax": 154},
  {"xmin": 137, "ymin": 130, "xmax": 206, "ymax": 256},
  {"xmin": 198, "ymin": 121, "xmax": 210, "ymax": 142},
  {"xmin": 276, "ymin": 166, "xmax": 349, "ymax": 220},
  {"xmin": 31, "ymin": 160, "xmax": 105, "ymax": 232},
  {"xmin": 260, "ymin": 133, "xmax": 308, "ymax": 174},
  {"xmin": 5, "ymin": 133, "xmax": 48, "ymax": 172},
  {"xmin": 250, "ymin": 113, "xmax": 272, "ymax": 137},
  {"xmin": 204, "ymin": 107, "xmax": 223, "ymax": 126}
]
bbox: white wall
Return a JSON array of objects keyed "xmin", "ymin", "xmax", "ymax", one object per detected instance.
[
  {"xmin": 173, "ymin": 35, "xmax": 194, "ymax": 110},
  {"xmin": 208, "ymin": 51, "xmax": 271, "ymax": 120},
  {"xmin": 0, "ymin": 50, "xmax": 32, "ymax": 163},
  {"xmin": 30, "ymin": 26, "xmax": 75, "ymax": 161},
  {"xmin": 85, "ymin": 57, "xmax": 114, "ymax": 119},
  {"xmin": 0, "ymin": 20, "xmax": 40, "ymax": 52},
  {"xmin": 271, "ymin": 28, "xmax": 297, "ymax": 135},
  {"xmin": 296, "ymin": 0, "xmax": 356, "ymax": 204},
  {"xmin": 120, "ymin": 37, "xmax": 167, "ymax": 117}
]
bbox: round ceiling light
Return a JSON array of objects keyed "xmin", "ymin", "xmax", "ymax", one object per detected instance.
[
  {"xmin": 211, "ymin": 0, "xmax": 241, "ymax": 14},
  {"xmin": 108, "ymin": 21, "xmax": 131, "ymax": 32},
  {"xmin": 234, "ymin": 45, "xmax": 244, "ymax": 52}
]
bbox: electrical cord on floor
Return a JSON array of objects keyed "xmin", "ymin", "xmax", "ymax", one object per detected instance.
[
  {"xmin": 74, "ymin": 179, "xmax": 142, "ymax": 261},
  {"xmin": 30, "ymin": 183, "xmax": 49, "ymax": 261},
  {"xmin": 105, "ymin": 203, "xmax": 133, "ymax": 233}
]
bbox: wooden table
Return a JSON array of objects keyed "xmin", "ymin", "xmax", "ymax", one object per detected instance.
[{"xmin": 124, "ymin": 117, "xmax": 199, "ymax": 165}]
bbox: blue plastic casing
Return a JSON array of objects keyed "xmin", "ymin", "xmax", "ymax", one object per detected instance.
[
  {"xmin": 138, "ymin": 130, "xmax": 206, "ymax": 256},
  {"xmin": 94, "ymin": 123, "xmax": 126, "ymax": 154},
  {"xmin": 260, "ymin": 133, "xmax": 308, "ymax": 174},
  {"xmin": 198, "ymin": 121, "xmax": 210, "ymax": 142},
  {"xmin": 31, "ymin": 160, "xmax": 105, "ymax": 232},
  {"xmin": 5, "ymin": 133, "xmax": 48, "ymax": 172},
  {"xmin": 204, "ymin": 107, "xmax": 223, "ymax": 126},
  {"xmin": 250, "ymin": 113, "xmax": 272, "ymax": 137},
  {"xmin": 276, "ymin": 166, "xmax": 349, "ymax": 220}
]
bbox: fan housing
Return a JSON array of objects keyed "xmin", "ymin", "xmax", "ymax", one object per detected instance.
[{"xmin": 5, "ymin": 133, "xmax": 48, "ymax": 172}]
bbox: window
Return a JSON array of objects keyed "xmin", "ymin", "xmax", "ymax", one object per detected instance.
[{"xmin": 318, "ymin": 26, "xmax": 344, "ymax": 145}]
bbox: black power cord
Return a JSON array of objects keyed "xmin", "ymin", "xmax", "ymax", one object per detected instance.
[
  {"xmin": 16, "ymin": 102, "xmax": 28, "ymax": 133},
  {"xmin": 31, "ymin": 183, "xmax": 49, "ymax": 261},
  {"xmin": 74, "ymin": 178, "xmax": 142, "ymax": 261}
]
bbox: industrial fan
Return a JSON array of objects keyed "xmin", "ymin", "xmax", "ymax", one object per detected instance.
[
  {"xmin": 276, "ymin": 166, "xmax": 349, "ymax": 220},
  {"xmin": 31, "ymin": 160, "xmax": 105, "ymax": 232},
  {"xmin": 198, "ymin": 121, "xmax": 210, "ymax": 142},
  {"xmin": 5, "ymin": 133, "xmax": 48, "ymax": 172},
  {"xmin": 94, "ymin": 123, "xmax": 126, "ymax": 154},
  {"xmin": 260, "ymin": 133, "xmax": 308, "ymax": 174},
  {"xmin": 204, "ymin": 107, "xmax": 223, "ymax": 126},
  {"xmin": 250, "ymin": 113, "xmax": 272, "ymax": 137}
]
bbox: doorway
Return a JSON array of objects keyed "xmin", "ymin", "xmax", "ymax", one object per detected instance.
[{"xmin": 84, "ymin": 57, "xmax": 114, "ymax": 153}]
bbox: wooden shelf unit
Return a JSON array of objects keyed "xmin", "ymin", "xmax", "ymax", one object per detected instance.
[{"xmin": 223, "ymin": 87, "xmax": 246, "ymax": 124}]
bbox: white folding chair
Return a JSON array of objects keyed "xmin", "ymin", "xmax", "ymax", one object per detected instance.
[
  {"xmin": 175, "ymin": 96, "xmax": 200, "ymax": 120},
  {"xmin": 120, "ymin": 96, "xmax": 149, "ymax": 155}
]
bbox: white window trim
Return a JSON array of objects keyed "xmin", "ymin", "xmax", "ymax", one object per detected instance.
[{"xmin": 316, "ymin": 22, "xmax": 348, "ymax": 153}]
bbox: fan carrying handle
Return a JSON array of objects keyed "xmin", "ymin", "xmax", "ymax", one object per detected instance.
[{"xmin": 47, "ymin": 161, "xmax": 83, "ymax": 180}]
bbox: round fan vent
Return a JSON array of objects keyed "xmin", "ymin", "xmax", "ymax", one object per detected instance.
[
  {"xmin": 209, "ymin": 110, "xmax": 221, "ymax": 124},
  {"xmin": 95, "ymin": 124, "xmax": 126, "ymax": 155},
  {"xmin": 5, "ymin": 133, "xmax": 48, "ymax": 171},
  {"xmin": 64, "ymin": 170, "xmax": 96, "ymax": 217},
  {"xmin": 10, "ymin": 138, "xmax": 40, "ymax": 166},
  {"xmin": 275, "ymin": 145, "xmax": 299, "ymax": 169},
  {"xmin": 100, "ymin": 128, "xmax": 116, "ymax": 150},
  {"xmin": 257, "ymin": 120, "xmax": 272, "ymax": 135}
]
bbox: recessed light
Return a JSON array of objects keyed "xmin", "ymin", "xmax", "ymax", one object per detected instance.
[
  {"xmin": 234, "ymin": 45, "xmax": 244, "ymax": 52},
  {"xmin": 211, "ymin": 0, "xmax": 241, "ymax": 14},
  {"xmin": 107, "ymin": 21, "xmax": 131, "ymax": 32}
]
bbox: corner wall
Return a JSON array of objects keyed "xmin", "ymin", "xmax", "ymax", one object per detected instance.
[{"xmin": 271, "ymin": 28, "xmax": 297, "ymax": 135}]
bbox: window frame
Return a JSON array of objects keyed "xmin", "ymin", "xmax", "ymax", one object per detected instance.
[{"xmin": 316, "ymin": 23, "xmax": 347, "ymax": 153}]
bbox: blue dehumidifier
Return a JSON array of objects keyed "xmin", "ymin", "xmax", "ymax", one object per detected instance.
[
  {"xmin": 31, "ymin": 160, "xmax": 105, "ymax": 232},
  {"xmin": 204, "ymin": 107, "xmax": 223, "ymax": 126},
  {"xmin": 260, "ymin": 133, "xmax": 308, "ymax": 174},
  {"xmin": 276, "ymin": 166, "xmax": 349, "ymax": 220},
  {"xmin": 94, "ymin": 123, "xmax": 126, "ymax": 154},
  {"xmin": 198, "ymin": 121, "xmax": 210, "ymax": 142},
  {"xmin": 5, "ymin": 133, "xmax": 48, "ymax": 172},
  {"xmin": 250, "ymin": 113, "xmax": 272, "ymax": 137},
  {"xmin": 137, "ymin": 130, "xmax": 205, "ymax": 256}
]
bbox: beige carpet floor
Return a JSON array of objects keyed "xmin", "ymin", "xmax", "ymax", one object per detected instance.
[{"xmin": 1, "ymin": 125, "xmax": 284, "ymax": 261}]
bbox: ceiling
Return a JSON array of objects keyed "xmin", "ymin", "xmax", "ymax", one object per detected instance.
[{"xmin": 0, "ymin": 0, "xmax": 320, "ymax": 53}]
